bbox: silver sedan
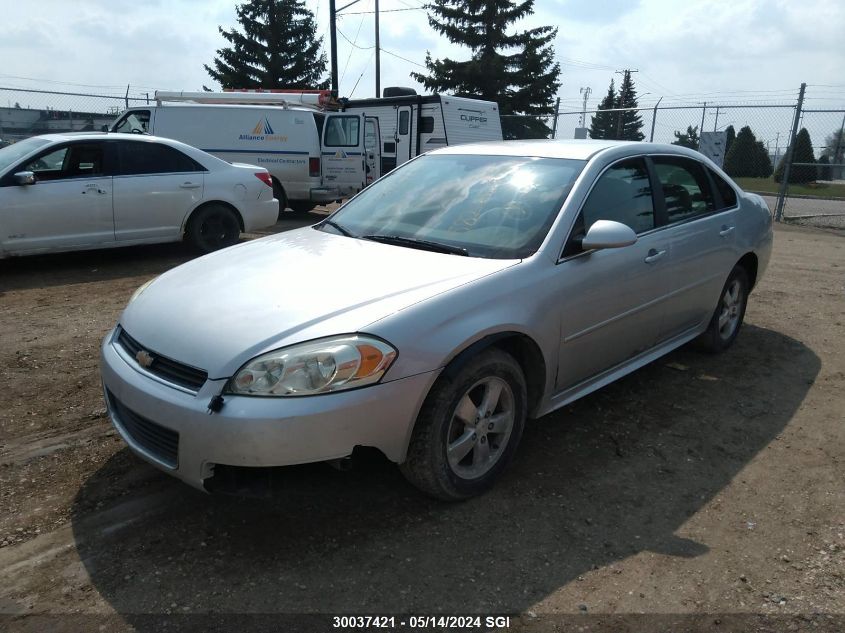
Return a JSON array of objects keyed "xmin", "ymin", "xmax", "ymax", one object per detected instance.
[{"xmin": 100, "ymin": 140, "xmax": 773, "ymax": 500}]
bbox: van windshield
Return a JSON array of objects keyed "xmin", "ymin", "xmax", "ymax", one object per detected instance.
[
  {"xmin": 113, "ymin": 110, "xmax": 151, "ymax": 134},
  {"xmin": 323, "ymin": 154, "xmax": 586, "ymax": 259}
]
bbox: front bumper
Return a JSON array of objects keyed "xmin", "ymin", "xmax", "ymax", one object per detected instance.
[{"xmin": 100, "ymin": 328, "xmax": 438, "ymax": 491}]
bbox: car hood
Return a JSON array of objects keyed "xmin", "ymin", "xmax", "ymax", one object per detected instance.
[{"xmin": 120, "ymin": 227, "xmax": 518, "ymax": 378}]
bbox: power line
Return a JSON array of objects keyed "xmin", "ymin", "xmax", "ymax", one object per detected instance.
[
  {"xmin": 337, "ymin": 6, "xmax": 421, "ymax": 14},
  {"xmin": 379, "ymin": 47, "xmax": 426, "ymax": 68}
]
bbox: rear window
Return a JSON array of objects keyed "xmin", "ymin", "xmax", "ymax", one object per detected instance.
[
  {"xmin": 709, "ymin": 168, "xmax": 738, "ymax": 209},
  {"xmin": 118, "ymin": 141, "xmax": 205, "ymax": 175}
]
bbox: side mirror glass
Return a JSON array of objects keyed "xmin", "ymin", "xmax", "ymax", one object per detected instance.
[
  {"xmin": 14, "ymin": 171, "xmax": 37, "ymax": 186},
  {"xmin": 581, "ymin": 219, "xmax": 637, "ymax": 251}
]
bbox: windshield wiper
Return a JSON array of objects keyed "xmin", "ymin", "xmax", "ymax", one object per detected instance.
[
  {"xmin": 361, "ymin": 234, "xmax": 469, "ymax": 256},
  {"xmin": 320, "ymin": 219, "xmax": 355, "ymax": 238}
]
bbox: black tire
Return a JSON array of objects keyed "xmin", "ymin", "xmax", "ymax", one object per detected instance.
[
  {"xmin": 185, "ymin": 204, "xmax": 240, "ymax": 253},
  {"xmin": 289, "ymin": 201, "xmax": 316, "ymax": 215},
  {"xmin": 272, "ymin": 180, "xmax": 287, "ymax": 220},
  {"xmin": 400, "ymin": 348, "xmax": 527, "ymax": 501},
  {"xmin": 694, "ymin": 265, "xmax": 750, "ymax": 353}
]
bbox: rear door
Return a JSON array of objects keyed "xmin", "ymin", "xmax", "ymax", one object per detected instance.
[
  {"xmin": 364, "ymin": 116, "xmax": 381, "ymax": 184},
  {"xmin": 395, "ymin": 105, "xmax": 413, "ymax": 166},
  {"xmin": 649, "ymin": 156, "xmax": 739, "ymax": 342},
  {"xmin": 321, "ymin": 113, "xmax": 365, "ymax": 196},
  {"xmin": 0, "ymin": 141, "xmax": 115, "ymax": 253},
  {"xmin": 112, "ymin": 140, "xmax": 206, "ymax": 241}
]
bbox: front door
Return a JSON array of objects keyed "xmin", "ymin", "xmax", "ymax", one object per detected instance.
[
  {"xmin": 555, "ymin": 157, "xmax": 672, "ymax": 391},
  {"xmin": 0, "ymin": 141, "xmax": 114, "ymax": 254},
  {"xmin": 322, "ymin": 113, "xmax": 365, "ymax": 196}
]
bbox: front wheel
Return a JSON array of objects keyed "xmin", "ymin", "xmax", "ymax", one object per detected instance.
[
  {"xmin": 400, "ymin": 348, "xmax": 527, "ymax": 501},
  {"xmin": 694, "ymin": 265, "xmax": 750, "ymax": 353},
  {"xmin": 185, "ymin": 204, "xmax": 240, "ymax": 253}
]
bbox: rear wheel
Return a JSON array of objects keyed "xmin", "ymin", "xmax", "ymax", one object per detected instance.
[
  {"xmin": 186, "ymin": 204, "xmax": 240, "ymax": 253},
  {"xmin": 694, "ymin": 265, "xmax": 749, "ymax": 353},
  {"xmin": 400, "ymin": 348, "xmax": 527, "ymax": 500}
]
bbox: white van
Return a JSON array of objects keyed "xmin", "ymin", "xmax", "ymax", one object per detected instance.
[
  {"xmin": 343, "ymin": 90, "xmax": 503, "ymax": 181},
  {"xmin": 111, "ymin": 93, "xmax": 366, "ymax": 214}
]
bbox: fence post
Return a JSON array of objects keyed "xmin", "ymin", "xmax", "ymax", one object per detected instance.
[
  {"xmin": 774, "ymin": 83, "xmax": 807, "ymax": 222},
  {"xmin": 649, "ymin": 97, "xmax": 662, "ymax": 142},
  {"xmin": 698, "ymin": 101, "xmax": 706, "ymax": 149},
  {"xmin": 551, "ymin": 97, "xmax": 560, "ymax": 139}
]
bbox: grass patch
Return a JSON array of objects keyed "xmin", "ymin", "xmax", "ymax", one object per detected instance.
[{"xmin": 734, "ymin": 177, "xmax": 845, "ymax": 199}]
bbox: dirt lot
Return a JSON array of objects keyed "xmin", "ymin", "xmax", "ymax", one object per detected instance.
[{"xmin": 0, "ymin": 216, "xmax": 843, "ymax": 632}]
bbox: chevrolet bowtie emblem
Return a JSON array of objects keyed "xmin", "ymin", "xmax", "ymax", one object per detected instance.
[{"xmin": 136, "ymin": 350, "xmax": 154, "ymax": 368}]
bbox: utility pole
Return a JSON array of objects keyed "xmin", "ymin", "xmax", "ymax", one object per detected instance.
[
  {"xmin": 374, "ymin": 0, "xmax": 380, "ymax": 97},
  {"xmin": 775, "ymin": 82, "xmax": 807, "ymax": 222},
  {"xmin": 614, "ymin": 69, "xmax": 638, "ymax": 139},
  {"xmin": 329, "ymin": 0, "xmax": 339, "ymax": 94},
  {"xmin": 578, "ymin": 87, "xmax": 591, "ymax": 127}
]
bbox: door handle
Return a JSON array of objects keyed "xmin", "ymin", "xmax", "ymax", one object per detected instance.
[
  {"xmin": 719, "ymin": 225, "xmax": 735, "ymax": 237},
  {"xmin": 644, "ymin": 248, "xmax": 667, "ymax": 264},
  {"xmin": 179, "ymin": 182, "xmax": 201, "ymax": 189},
  {"xmin": 82, "ymin": 185, "xmax": 108, "ymax": 195}
]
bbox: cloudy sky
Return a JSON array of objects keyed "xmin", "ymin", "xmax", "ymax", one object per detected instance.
[{"xmin": 1, "ymin": 0, "xmax": 844, "ymax": 144}]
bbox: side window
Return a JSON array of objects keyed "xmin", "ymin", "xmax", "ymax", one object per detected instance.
[
  {"xmin": 398, "ymin": 110, "xmax": 410, "ymax": 135},
  {"xmin": 118, "ymin": 142, "xmax": 204, "ymax": 175},
  {"xmin": 420, "ymin": 116, "xmax": 435, "ymax": 134},
  {"xmin": 583, "ymin": 158, "xmax": 655, "ymax": 234},
  {"xmin": 24, "ymin": 143, "xmax": 105, "ymax": 180},
  {"xmin": 563, "ymin": 158, "xmax": 654, "ymax": 258},
  {"xmin": 708, "ymin": 168, "xmax": 738, "ymax": 209},
  {"xmin": 113, "ymin": 110, "xmax": 151, "ymax": 134},
  {"xmin": 652, "ymin": 157, "xmax": 716, "ymax": 223},
  {"xmin": 324, "ymin": 116, "xmax": 360, "ymax": 147}
]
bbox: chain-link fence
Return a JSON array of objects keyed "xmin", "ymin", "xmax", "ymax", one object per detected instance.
[{"xmin": 0, "ymin": 86, "xmax": 150, "ymax": 143}]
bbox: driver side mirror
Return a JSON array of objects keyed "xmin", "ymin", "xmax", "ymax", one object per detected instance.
[
  {"xmin": 14, "ymin": 171, "xmax": 37, "ymax": 186},
  {"xmin": 581, "ymin": 219, "xmax": 637, "ymax": 251}
]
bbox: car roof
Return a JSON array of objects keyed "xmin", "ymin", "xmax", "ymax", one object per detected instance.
[
  {"xmin": 30, "ymin": 132, "xmax": 174, "ymax": 144},
  {"xmin": 432, "ymin": 139, "xmax": 701, "ymax": 161}
]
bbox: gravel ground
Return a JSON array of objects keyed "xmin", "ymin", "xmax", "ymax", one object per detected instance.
[{"xmin": 0, "ymin": 215, "xmax": 843, "ymax": 633}]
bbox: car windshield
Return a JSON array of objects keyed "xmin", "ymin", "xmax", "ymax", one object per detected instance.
[
  {"xmin": 0, "ymin": 137, "xmax": 51, "ymax": 174},
  {"xmin": 325, "ymin": 154, "xmax": 586, "ymax": 259}
]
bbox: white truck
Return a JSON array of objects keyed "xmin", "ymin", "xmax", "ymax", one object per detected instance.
[{"xmin": 109, "ymin": 89, "xmax": 502, "ymax": 213}]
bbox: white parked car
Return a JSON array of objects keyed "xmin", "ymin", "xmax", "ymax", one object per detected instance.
[{"xmin": 0, "ymin": 132, "xmax": 279, "ymax": 257}]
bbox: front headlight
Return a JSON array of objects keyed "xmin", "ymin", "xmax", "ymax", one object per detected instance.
[{"xmin": 227, "ymin": 335, "xmax": 397, "ymax": 397}]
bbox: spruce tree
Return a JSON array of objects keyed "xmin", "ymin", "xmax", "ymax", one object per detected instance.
[
  {"xmin": 752, "ymin": 141, "xmax": 773, "ymax": 178},
  {"xmin": 724, "ymin": 125, "xmax": 736, "ymax": 157},
  {"xmin": 613, "ymin": 70, "xmax": 644, "ymax": 141},
  {"xmin": 412, "ymin": 0, "xmax": 561, "ymax": 140},
  {"xmin": 589, "ymin": 80, "xmax": 616, "ymax": 140},
  {"xmin": 817, "ymin": 155, "xmax": 831, "ymax": 181},
  {"xmin": 672, "ymin": 125, "xmax": 700, "ymax": 149},
  {"xmin": 774, "ymin": 128, "xmax": 816, "ymax": 184},
  {"xmin": 724, "ymin": 126, "xmax": 764, "ymax": 178},
  {"xmin": 205, "ymin": 0, "xmax": 328, "ymax": 89}
]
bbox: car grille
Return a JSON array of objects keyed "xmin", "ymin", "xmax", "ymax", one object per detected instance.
[
  {"xmin": 116, "ymin": 326, "xmax": 208, "ymax": 391},
  {"xmin": 107, "ymin": 390, "xmax": 179, "ymax": 468}
]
